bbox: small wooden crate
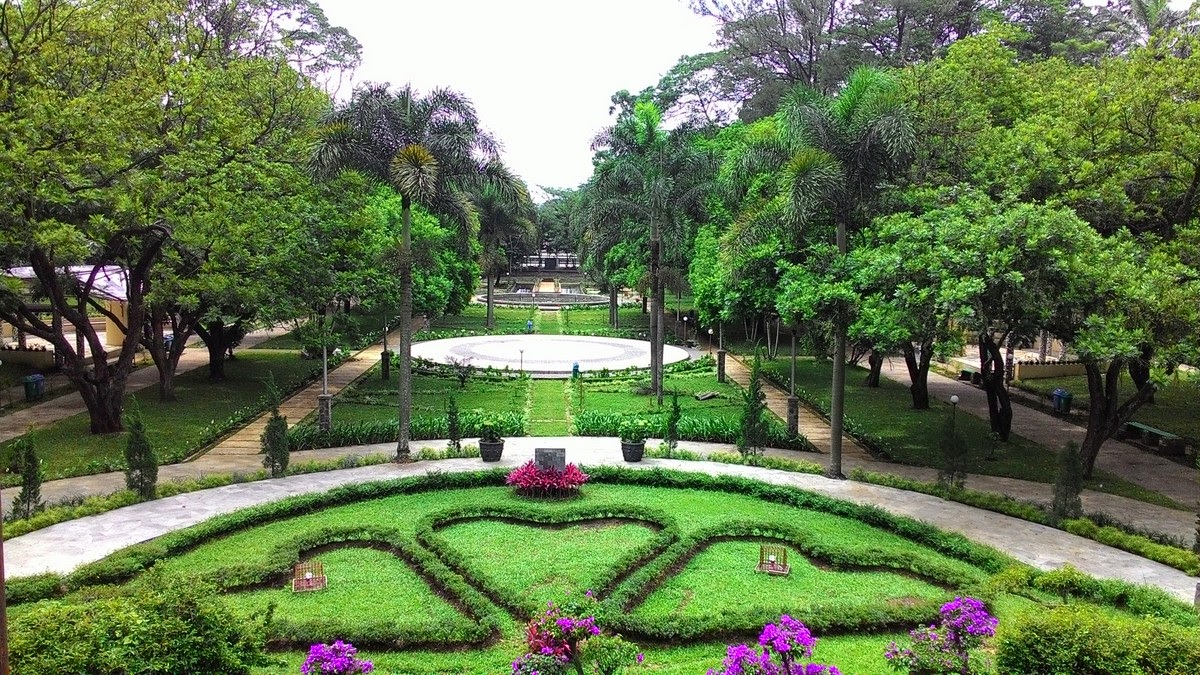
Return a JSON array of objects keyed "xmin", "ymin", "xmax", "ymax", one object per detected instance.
[
  {"xmin": 756, "ymin": 544, "xmax": 791, "ymax": 576},
  {"xmin": 292, "ymin": 561, "xmax": 328, "ymax": 592}
]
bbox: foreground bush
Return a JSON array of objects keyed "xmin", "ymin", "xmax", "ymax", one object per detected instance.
[
  {"xmin": 994, "ymin": 605, "xmax": 1200, "ymax": 674},
  {"xmin": 10, "ymin": 573, "xmax": 271, "ymax": 674}
]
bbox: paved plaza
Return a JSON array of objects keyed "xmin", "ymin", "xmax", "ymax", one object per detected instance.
[{"xmin": 410, "ymin": 334, "xmax": 689, "ymax": 375}]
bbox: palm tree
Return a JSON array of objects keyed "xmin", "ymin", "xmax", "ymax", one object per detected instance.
[
  {"xmin": 586, "ymin": 101, "xmax": 714, "ymax": 405},
  {"xmin": 776, "ymin": 67, "xmax": 915, "ymax": 478},
  {"xmin": 310, "ymin": 83, "xmax": 523, "ymax": 459},
  {"xmin": 473, "ymin": 178, "xmax": 535, "ymax": 327}
]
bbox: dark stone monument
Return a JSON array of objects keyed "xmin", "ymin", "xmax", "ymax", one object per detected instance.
[{"xmin": 535, "ymin": 447, "xmax": 566, "ymax": 472}]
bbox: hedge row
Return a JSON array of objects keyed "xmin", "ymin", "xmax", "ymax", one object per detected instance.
[
  {"xmin": 286, "ymin": 411, "xmax": 526, "ymax": 451},
  {"xmin": 1063, "ymin": 518, "xmax": 1200, "ymax": 577}
]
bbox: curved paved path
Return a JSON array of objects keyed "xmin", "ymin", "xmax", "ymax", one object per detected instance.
[{"xmin": 6, "ymin": 438, "xmax": 1197, "ymax": 605}]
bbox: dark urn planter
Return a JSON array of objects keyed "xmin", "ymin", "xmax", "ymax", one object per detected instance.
[
  {"xmin": 480, "ymin": 439, "xmax": 504, "ymax": 462},
  {"xmin": 621, "ymin": 441, "xmax": 645, "ymax": 462}
]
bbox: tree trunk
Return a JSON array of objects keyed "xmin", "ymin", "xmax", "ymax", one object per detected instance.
[
  {"xmin": 828, "ymin": 217, "xmax": 849, "ymax": 478},
  {"xmin": 902, "ymin": 341, "xmax": 932, "ymax": 409},
  {"xmin": 650, "ymin": 230, "xmax": 662, "ymax": 400},
  {"xmin": 397, "ymin": 198, "xmax": 414, "ymax": 460},
  {"xmin": 1128, "ymin": 346, "xmax": 1154, "ymax": 404},
  {"xmin": 978, "ymin": 332, "xmax": 1013, "ymax": 441},
  {"xmin": 865, "ymin": 350, "xmax": 884, "ymax": 388},
  {"xmin": 1079, "ymin": 358, "xmax": 1156, "ymax": 478},
  {"xmin": 195, "ymin": 321, "xmax": 232, "ymax": 381},
  {"xmin": 656, "ymin": 275, "xmax": 666, "ymax": 406},
  {"xmin": 485, "ymin": 272, "xmax": 495, "ymax": 328},
  {"xmin": 609, "ymin": 286, "xmax": 618, "ymax": 328}
]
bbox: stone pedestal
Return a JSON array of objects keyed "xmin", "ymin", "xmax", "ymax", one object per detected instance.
[
  {"xmin": 317, "ymin": 393, "xmax": 333, "ymax": 432},
  {"xmin": 717, "ymin": 350, "xmax": 727, "ymax": 383},
  {"xmin": 535, "ymin": 448, "xmax": 566, "ymax": 472},
  {"xmin": 787, "ymin": 396, "xmax": 800, "ymax": 437}
]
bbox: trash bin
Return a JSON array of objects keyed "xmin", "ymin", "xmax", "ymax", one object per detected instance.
[
  {"xmin": 1051, "ymin": 388, "xmax": 1065, "ymax": 412},
  {"xmin": 1059, "ymin": 391, "xmax": 1073, "ymax": 414},
  {"xmin": 572, "ymin": 362, "xmax": 580, "ymax": 379},
  {"xmin": 22, "ymin": 374, "xmax": 45, "ymax": 402},
  {"xmin": 163, "ymin": 333, "xmax": 175, "ymax": 352}
]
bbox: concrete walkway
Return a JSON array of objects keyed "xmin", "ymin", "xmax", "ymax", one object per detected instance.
[
  {"xmin": 0, "ymin": 326, "xmax": 291, "ymax": 443},
  {"xmin": 6, "ymin": 438, "xmax": 1197, "ymax": 605}
]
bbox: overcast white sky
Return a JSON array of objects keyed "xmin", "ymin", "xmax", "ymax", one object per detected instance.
[{"xmin": 318, "ymin": 1, "xmax": 718, "ymax": 197}]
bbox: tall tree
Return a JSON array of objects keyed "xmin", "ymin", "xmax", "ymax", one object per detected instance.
[
  {"xmin": 586, "ymin": 101, "xmax": 714, "ymax": 404},
  {"xmin": 774, "ymin": 67, "xmax": 915, "ymax": 477},
  {"xmin": 311, "ymin": 84, "xmax": 520, "ymax": 459},
  {"xmin": 473, "ymin": 178, "xmax": 535, "ymax": 328}
]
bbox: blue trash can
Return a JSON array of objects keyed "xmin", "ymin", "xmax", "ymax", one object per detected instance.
[
  {"xmin": 22, "ymin": 374, "xmax": 45, "ymax": 402},
  {"xmin": 1051, "ymin": 388, "xmax": 1066, "ymax": 413},
  {"xmin": 163, "ymin": 333, "xmax": 175, "ymax": 352}
]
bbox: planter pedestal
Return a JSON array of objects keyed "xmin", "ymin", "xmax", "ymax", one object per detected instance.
[
  {"xmin": 480, "ymin": 440, "xmax": 504, "ymax": 462},
  {"xmin": 621, "ymin": 441, "xmax": 645, "ymax": 462}
]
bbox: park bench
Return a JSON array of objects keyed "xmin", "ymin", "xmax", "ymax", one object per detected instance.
[{"xmin": 1121, "ymin": 421, "xmax": 1186, "ymax": 455}]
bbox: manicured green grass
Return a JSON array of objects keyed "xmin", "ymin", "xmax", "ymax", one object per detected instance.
[
  {"xmin": 1013, "ymin": 370, "xmax": 1200, "ymax": 442},
  {"xmin": 435, "ymin": 520, "xmax": 657, "ymax": 609},
  {"xmin": 224, "ymin": 547, "xmax": 472, "ymax": 640},
  {"xmin": 526, "ymin": 379, "xmax": 570, "ymax": 435},
  {"xmin": 760, "ymin": 358, "xmax": 1183, "ymax": 508},
  {"xmin": 2, "ymin": 350, "xmax": 319, "ymax": 482},
  {"xmin": 632, "ymin": 540, "xmax": 952, "ymax": 621},
  {"xmin": 334, "ymin": 371, "xmax": 528, "ymax": 425},
  {"xmin": 581, "ymin": 371, "xmax": 742, "ymax": 421},
  {"xmin": 429, "ymin": 305, "xmax": 536, "ymax": 333}
]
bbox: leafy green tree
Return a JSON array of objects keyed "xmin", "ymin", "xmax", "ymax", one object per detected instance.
[
  {"xmin": 447, "ymin": 395, "xmax": 462, "ymax": 454},
  {"xmin": 11, "ymin": 437, "xmax": 43, "ymax": 520},
  {"xmin": 260, "ymin": 374, "xmax": 289, "ymax": 478},
  {"xmin": 311, "ymin": 84, "xmax": 522, "ymax": 459},
  {"xmin": 123, "ymin": 399, "xmax": 158, "ymax": 501}
]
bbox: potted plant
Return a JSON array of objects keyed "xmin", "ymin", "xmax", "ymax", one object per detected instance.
[
  {"xmin": 619, "ymin": 418, "xmax": 648, "ymax": 462},
  {"xmin": 479, "ymin": 416, "xmax": 504, "ymax": 462}
]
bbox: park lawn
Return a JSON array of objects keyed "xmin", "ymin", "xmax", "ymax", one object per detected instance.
[
  {"xmin": 760, "ymin": 358, "xmax": 1182, "ymax": 508},
  {"xmin": 581, "ymin": 370, "xmax": 743, "ymax": 422},
  {"xmin": 1013, "ymin": 371, "xmax": 1200, "ymax": 442},
  {"xmin": 253, "ymin": 304, "xmax": 404, "ymax": 351},
  {"xmin": 2, "ymin": 350, "xmax": 318, "ymax": 482},
  {"xmin": 429, "ymin": 304, "xmax": 536, "ymax": 333},
  {"xmin": 559, "ymin": 306, "xmax": 652, "ymax": 333},
  {"xmin": 526, "ymin": 379, "xmax": 570, "ymax": 435},
  {"xmin": 332, "ymin": 370, "xmax": 528, "ymax": 425}
]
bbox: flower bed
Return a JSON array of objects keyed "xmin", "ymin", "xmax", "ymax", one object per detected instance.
[{"xmin": 506, "ymin": 460, "xmax": 589, "ymax": 498}]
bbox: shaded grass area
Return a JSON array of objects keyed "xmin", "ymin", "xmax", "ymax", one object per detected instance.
[
  {"xmin": 1013, "ymin": 371, "xmax": 1200, "ymax": 442},
  {"xmin": 253, "ymin": 304, "xmax": 403, "ymax": 351},
  {"xmin": 759, "ymin": 358, "xmax": 1182, "ymax": 508},
  {"xmin": 2, "ymin": 351, "xmax": 318, "ymax": 482},
  {"xmin": 429, "ymin": 305, "xmax": 536, "ymax": 333},
  {"xmin": 333, "ymin": 371, "xmax": 528, "ymax": 425}
]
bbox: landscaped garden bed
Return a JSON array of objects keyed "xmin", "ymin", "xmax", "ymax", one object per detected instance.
[{"xmin": 8, "ymin": 468, "xmax": 1196, "ymax": 674}]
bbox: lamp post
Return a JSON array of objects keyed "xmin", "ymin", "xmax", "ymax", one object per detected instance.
[
  {"xmin": 717, "ymin": 322, "xmax": 726, "ymax": 383},
  {"xmin": 682, "ymin": 316, "xmax": 689, "ymax": 346},
  {"xmin": 707, "ymin": 327, "xmax": 713, "ymax": 347},
  {"xmin": 787, "ymin": 328, "xmax": 799, "ymax": 436},
  {"xmin": 519, "ymin": 349, "xmax": 524, "ymax": 374},
  {"xmin": 0, "ymin": 359, "xmax": 7, "ymax": 675},
  {"xmin": 317, "ymin": 304, "xmax": 334, "ymax": 432},
  {"xmin": 950, "ymin": 394, "xmax": 959, "ymax": 431}
]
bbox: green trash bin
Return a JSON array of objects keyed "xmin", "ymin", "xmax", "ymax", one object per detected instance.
[
  {"xmin": 1060, "ymin": 391, "xmax": 1073, "ymax": 414},
  {"xmin": 22, "ymin": 374, "xmax": 45, "ymax": 402}
]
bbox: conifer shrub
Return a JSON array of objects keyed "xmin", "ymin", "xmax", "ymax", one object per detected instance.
[
  {"xmin": 10, "ymin": 437, "xmax": 43, "ymax": 519},
  {"xmin": 122, "ymin": 400, "xmax": 158, "ymax": 501},
  {"xmin": 738, "ymin": 354, "xmax": 768, "ymax": 462},
  {"xmin": 261, "ymin": 373, "xmax": 289, "ymax": 478},
  {"xmin": 1051, "ymin": 441, "xmax": 1084, "ymax": 522}
]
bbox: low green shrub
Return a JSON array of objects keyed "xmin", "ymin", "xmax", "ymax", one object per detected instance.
[
  {"xmin": 850, "ymin": 469, "xmax": 1050, "ymax": 524},
  {"xmin": 10, "ymin": 572, "xmax": 272, "ymax": 674},
  {"xmin": 1063, "ymin": 518, "xmax": 1200, "ymax": 576},
  {"xmin": 995, "ymin": 605, "xmax": 1200, "ymax": 674}
]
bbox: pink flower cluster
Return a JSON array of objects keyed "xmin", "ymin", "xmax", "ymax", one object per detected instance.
[
  {"xmin": 709, "ymin": 615, "xmax": 840, "ymax": 675},
  {"xmin": 506, "ymin": 461, "xmax": 589, "ymax": 498}
]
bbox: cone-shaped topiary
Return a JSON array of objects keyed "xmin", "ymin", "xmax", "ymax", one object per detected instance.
[
  {"xmin": 11, "ymin": 436, "xmax": 43, "ymax": 519},
  {"xmin": 123, "ymin": 398, "xmax": 158, "ymax": 500},
  {"xmin": 261, "ymin": 372, "xmax": 289, "ymax": 478}
]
